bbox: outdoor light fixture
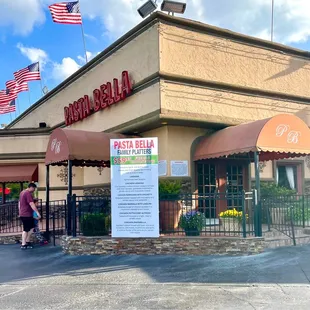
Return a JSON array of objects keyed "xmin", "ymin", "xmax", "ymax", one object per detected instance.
[
  {"xmin": 137, "ymin": 0, "xmax": 158, "ymax": 18},
  {"xmin": 161, "ymin": 0, "xmax": 186, "ymax": 14}
]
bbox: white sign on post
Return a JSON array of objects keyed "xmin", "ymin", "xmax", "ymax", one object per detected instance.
[{"xmin": 110, "ymin": 137, "xmax": 159, "ymax": 238}]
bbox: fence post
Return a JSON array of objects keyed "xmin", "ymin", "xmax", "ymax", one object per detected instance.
[
  {"xmin": 302, "ymin": 195, "xmax": 305, "ymax": 228},
  {"xmin": 67, "ymin": 194, "xmax": 72, "ymax": 236},
  {"xmin": 242, "ymin": 191, "xmax": 247, "ymax": 238},
  {"xmin": 52, "ymin": 212, "xmax": 56, "ymax": 246},
  {"xmin": 290, "ymin": 206, "xmax": 296, "ymax": 246},
  {"xmin": 72, "ymin": 194, "xmax": 77, "ymax": 237},
  {"xmin": 253, "ymin": 189, "xmax": 258, "ymax": 237}
]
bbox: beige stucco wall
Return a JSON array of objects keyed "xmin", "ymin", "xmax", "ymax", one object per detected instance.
[
  {"xmin": 159, "ymin": 23, "xmax": 310, "ymax": 99},
  {"xmin": 160, "ymin": 81, "xmax": 309, "ymax": 125},
  {"xmin": 11, "ymin": 24, "xmax": 160, "ymax": 129},
  {"xmin": 0, "ymin": 135, "xmax": 48, "ymax": 154},
  {"xmin": 142, "ymin": 125, "xmax": 207, "ymax": 176}
]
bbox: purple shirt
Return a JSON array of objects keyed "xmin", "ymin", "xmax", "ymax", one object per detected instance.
[{"xmin": 19, "ymin": 190, "xmax": 34, "ymax": 217}]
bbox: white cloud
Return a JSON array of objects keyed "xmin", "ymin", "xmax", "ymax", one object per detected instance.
[
  {"xmin": 52, "ymin": 57, "xmax": 81, "ymax": 81},
  {"xmin": 0, "ymin": 0, "xmax": 45, "ymax": 35},
  {"xmin": 77, "ymin": 51, "xmax": 100, "ymax": 64},
  {"xmin": 16, "ymin": 43, "xmax": 49, "ymax": 69},
  {"xmin": 79, "ymin": 0, "xmax": 310, "ymax": 45},
  {"xmin": 3, "ymin": 0, "xmax": 310, "ymax": 45}
]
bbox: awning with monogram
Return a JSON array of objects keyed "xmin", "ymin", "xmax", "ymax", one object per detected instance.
[
  {"xmin": 45, "ymin": 128, "xmax": 125, "ymax": 166},
  {"xmin": 194, "ymin": 114, "xmax": 310, "ymax": 162}
]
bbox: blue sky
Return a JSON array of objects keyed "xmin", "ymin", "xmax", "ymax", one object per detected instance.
[{"xmin": 0, "ymin": 0, "xmax": 310, "ymax": 126}]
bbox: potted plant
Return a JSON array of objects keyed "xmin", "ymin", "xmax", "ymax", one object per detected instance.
[
  {"xmin": 159, "ymin": 180, "xmax": 182, "ymax": 232},
  {"xmin": 219, "ymin": 208, "xmax": 246, "ymax": 232},
  {"xmin": 179, "ymin": 210, "xmax": 205, "ymax": 236}
]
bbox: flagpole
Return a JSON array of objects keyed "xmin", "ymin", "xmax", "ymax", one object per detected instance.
[
  {"xmin": 80, "ymin": 22, "xmax": 88, "ymax": 63},
  {"xmin": 28, "ymin": 90, "xmax": 31, "ymax": 107},
  {"xmin": 271, "ymin": 0, "xmax": 274, "ymax": 42},
  {"xmin": 38, "ymin": 61, "xmax": 44, "ymax": 96},
  {"xmin": 9, "ymin": 112, "xmax": 12, "ymax": 122},
  {"xmin": 16, "ymin": 97, "xmax": 20, "ymax": 115}
]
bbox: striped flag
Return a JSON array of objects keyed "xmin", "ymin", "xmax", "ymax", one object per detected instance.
[
  {"xmin": 49, "ymin": 1, "xmax": 82, "ymax": 24},
  {"xmin": 0, "ymin": 100, "xmax": 16, "ymax": 114},
  {"xmin": 0, "ymin": 89, "xmax": 17, "ymax": 105},
  {"xmin": 14, "ymin": 62, "xmax": 41, "ymax": 85},
  {"xmin": 5, "ymin": 80, "xmax": 28, "ymax": 94}
]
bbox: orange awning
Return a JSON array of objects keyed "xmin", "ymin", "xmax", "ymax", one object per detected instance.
[
  {"xmin": 0, "ymin": 165, "xmax": 38, "ymax": 183},
  {"xmin": 194, "ymin": 114, "xmax": 310, "ymax": 162},
  {"xmin": 45, "ymin": 128, "xmax": 125, "ymax": 166}
]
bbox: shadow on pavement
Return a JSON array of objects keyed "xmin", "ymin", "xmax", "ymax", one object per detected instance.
[{"xmin": 1, "ymin": 244, "xmax": 310, "ymax": 285}]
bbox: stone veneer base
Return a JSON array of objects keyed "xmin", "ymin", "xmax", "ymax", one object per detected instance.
[{"xmin": 61, "ymin": 236, "xmax": 265, "ymax": 256}]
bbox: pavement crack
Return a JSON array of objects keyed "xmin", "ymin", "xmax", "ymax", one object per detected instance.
[
  {"xmin": 298, "ymin": 263, "xmax": 310, "ymax": 283},
  {"xmin": 276, "ymin": 284, "xmax": 287, "ymax": 295},
  {"xmin": 220, "ymin": 287, "xmax": 257, "ymax": 309}
]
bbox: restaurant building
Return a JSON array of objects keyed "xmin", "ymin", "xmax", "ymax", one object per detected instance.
[{"xmin": 1, "ymin": 12, "xmax": 310, "ymax": 203}]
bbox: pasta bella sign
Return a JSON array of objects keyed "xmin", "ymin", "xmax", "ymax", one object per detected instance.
[{"xmin": 64, "ymin": 71, "xmax": 132, "ymax": 126}]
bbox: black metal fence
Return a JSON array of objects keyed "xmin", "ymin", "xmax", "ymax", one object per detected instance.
[
  {"xmin": 65, "ymin": 192, "xmax": 257, "ymax": 238},
  {"xmin": 0, "ymin": 199, "xmax": 66, "ymax": 241},
  {"xmin": 3, "ymin": 193, "xmax": 310, "ymax": 244},
  {"xmin": 261, "ymin": 195, "xmax": 310, "ymax": 245}
]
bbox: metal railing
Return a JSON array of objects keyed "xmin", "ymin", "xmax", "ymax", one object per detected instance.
[
  {"xmin": 0, "ymin": 199, "xmax": 66, "ymax": 239},
  {"xmin": 261, "ymin": 194, "xmax": 310, "ymax": 245},
  {"xmin": 66, "ymin": 192, "xmax": 256, "ymax": 238}
]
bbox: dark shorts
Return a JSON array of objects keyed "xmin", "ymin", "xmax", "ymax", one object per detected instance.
[{"xmin": 20, "ymin": 217, "xmax": 35, "ymax": 232}]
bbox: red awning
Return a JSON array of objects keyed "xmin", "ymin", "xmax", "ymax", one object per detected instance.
[
  {"xmin": 194, "ymin": 114, "xmax": 310, "ymax": 162},
  {"xmin": 0, "ymin": 165, "xmax": 38, "ymax": 183},
  {"xmin": 45, "ymin": 128, "xmax": 125, "ymax": 166}
]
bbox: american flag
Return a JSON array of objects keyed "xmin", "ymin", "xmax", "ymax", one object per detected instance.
[
  {"xmin": 0, "ymin": 100, "xmax": 16, "ymax": 114},
  {"xmin": 5, "ymin": 80, "xmax": 28, "ymax": 94},
  {"xmin": 0, "ymin": 89, "xmax": 17, "ymax": 105},
  {"xmin": 14, "ymin": 62, "xmax": 41, "ymax": 85},
  {"xmin": 49, "ymin": 1, "xmax": 82, "ymax": 24}
]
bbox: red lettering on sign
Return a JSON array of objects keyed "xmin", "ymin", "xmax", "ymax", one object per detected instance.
[
  {"xmin": 63, "ymin": 71, "xmax": 132, "ymax": 126},
  {"xmin": 121, "ymin": 71, "xmax": 132, "ymax": 100},
  {"xmin": 113, "ymin": 78, "xmax": 121, "ymax": 103},
  {"xmin": 64, "ymin": 107, "xmax": 70, "ymax": 126},
  {"xmin": 93, "ymin": 89, "xmax": 101, "ymax": 112},
  {"xmin": 83, "ymin": 95, "xmax": 91, "ymax": 118},
  {"xmin": 106, "ymin": 82, "xmax": 114, "ymax": 106}
]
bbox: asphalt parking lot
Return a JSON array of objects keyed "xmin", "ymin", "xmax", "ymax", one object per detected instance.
[{"xmin": 1, "ymin": 244, "xmax": 310, "ymax": 309}]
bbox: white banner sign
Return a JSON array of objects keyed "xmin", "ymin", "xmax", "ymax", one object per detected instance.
[{"xmin": 110, "ymin": 137, "xmax": 159, "ymax": 238}]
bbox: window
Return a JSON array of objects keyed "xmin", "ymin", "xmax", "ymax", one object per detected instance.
[
  {"xmin": 197, "ymin": 163, "xmax": 217, "ymax": 218},
  {"xmin": 226, "ymin": 165, "xmax": 243, "ymax": 210},
  {"xmin": 276, "ymin": 165, "xmax": 298, "ymax": 191}
]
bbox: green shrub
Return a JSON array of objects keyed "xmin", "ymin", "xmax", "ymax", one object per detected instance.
[
  {"xmin": 261, "ymin": 182, "xmax": 296, "ymax": 197},
  {"xmin": 159, "ymin": 180, "xmax": 182, "ymax": 199},
  {"xmin": 80, "ymin": 213, "xmax": 110, "ymax": 236}
]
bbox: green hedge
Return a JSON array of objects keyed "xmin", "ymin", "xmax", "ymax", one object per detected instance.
[{"xmin": 80, "ymin": 213, "xmax": 111, "ymax": 236}]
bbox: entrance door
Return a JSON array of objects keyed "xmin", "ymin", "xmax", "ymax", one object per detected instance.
[
  {"xmin": 197, "ymin": 163, "xmax": 217, "ymax": 219},
  {"xmin": 226, "ymin": 165, "xmax": 243, "ymax": 211}
]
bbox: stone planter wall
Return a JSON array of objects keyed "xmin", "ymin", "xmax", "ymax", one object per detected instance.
[
  {"xmin": 61, "ymin": 236, "xmax": 265, "ymax": 256},
  {"xmin": 0, "ymin": 234, "xmax": 37, "ymax": 245}
]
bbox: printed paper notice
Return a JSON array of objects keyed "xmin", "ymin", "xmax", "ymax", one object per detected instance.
[
  {"xmin": 158, "ymin": 160, "xmax": 167, "ymax": 176},
  {"xmin": 171, "ymin": 160, "xmax": 188, "ymax": 177},
  {"xmin": 110, "ymin": 138, "xmax": 159, "ymax": 238}
]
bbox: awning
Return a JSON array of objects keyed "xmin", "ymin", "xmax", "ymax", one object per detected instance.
[
  {"xmin": 194, "ymin": 114, "xmax": 310, "ymax": 162},
  {"xmin": 0, "ymin": 165, "xmax": 38, "ymax": 183},
  {"xmin": 45, "ymin": 128, "xmax": 125, "ymax": 166}
]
